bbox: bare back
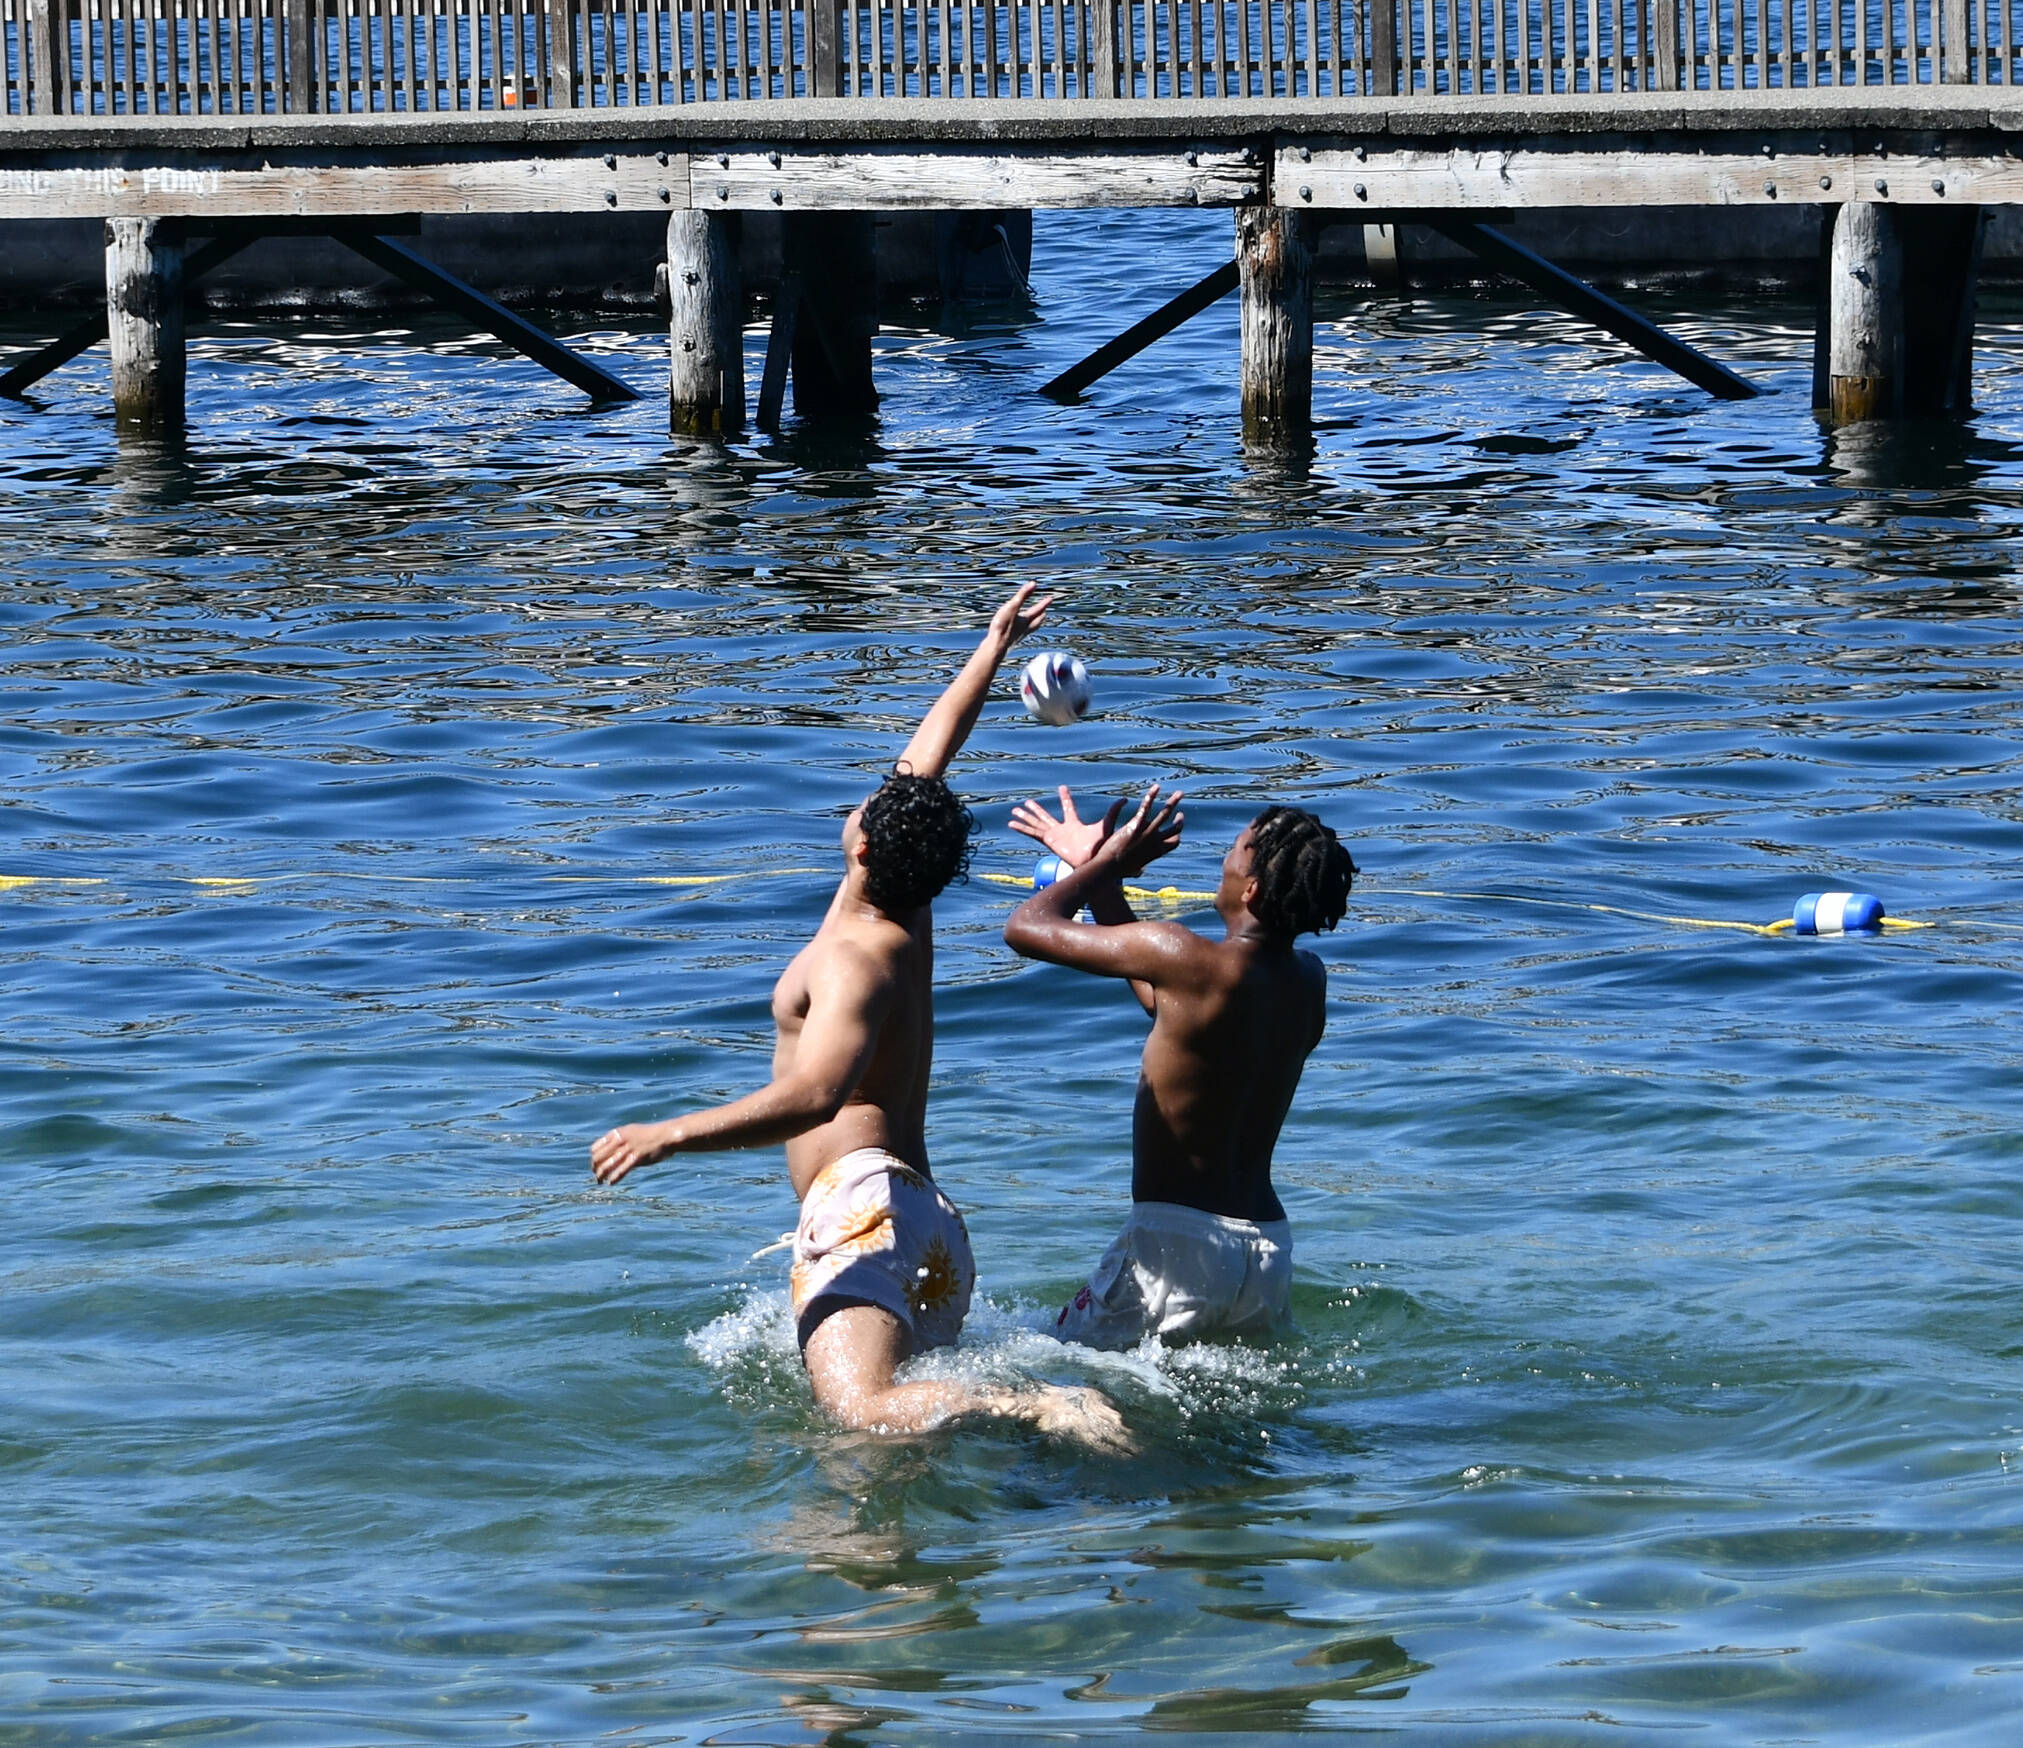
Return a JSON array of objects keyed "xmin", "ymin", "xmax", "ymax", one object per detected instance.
[
  {"xmin": 771, "ymin": 884, "xmax": 935, "ymax": 1201},
  {"xmin": 1132, "ymin": 938, "xmax": 1325, "ymax": 1222}
]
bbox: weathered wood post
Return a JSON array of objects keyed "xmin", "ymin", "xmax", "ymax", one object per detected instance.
[
  {"xmin": 1825, "ymin": 203, "xmax": 1903, "ymax": 426},
  {"xmin": 1090, "ymin": 0, "xmax": 1119, "ymax": 94},
  {"xmin": 1652, "ymin": 0, "xmax": 1680, "ymax": 89},
  {"xmin": 104, "ymin": 218, "xmax": 186, "ymax": 440},
  {"xmin": 1943, "ymin": 0, "xmax": 1971, "ymax": 82},
  {"xmin": 810, "ymin": 0, "xmax": 845, "ymax": 92},
  {"xmin": 783, "ymin": 212, "xmax": 879, "ymax": 418},
  {"xmin": 1817, "ymin": 203, "xmax": 1982, "ymax": 423},
  {"xmin": 668, "ymin": 212, "xmax": 745, "ymax": 437},
  {"xmin": 544, "ymin": 0, "xmax": 577, "ymax": 106},
  {"xmin": 1368, "ymin": 0, "xmax": 1398, "ymax": 94},
  {"xmin": 1364, "ymin": 221, "xmax": 1403, "ymax": 290},
  {"xmin": 27, "ymin": 0, "xmax": 61, "ymax": 113},
  {"xmin": 1237, "ymin": 206, "xmax": 1315, "ymax": 450},
  {"xmin": 284, "ymin": 0, "xmax": 315, "ymax": 111}
]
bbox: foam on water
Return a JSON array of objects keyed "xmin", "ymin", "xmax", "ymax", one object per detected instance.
[{"xmin": 689, "ymin": 1285, "xmax": 1345, "ymax": 1455}]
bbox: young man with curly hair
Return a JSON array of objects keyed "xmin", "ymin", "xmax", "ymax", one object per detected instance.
[
  {"xmin": 592, "ymin": 585, "xmax": 1125, "ymax": 1450},
  {"xmin": 1004, "ymin": 788, "xmax": 1356, "ymax": 1349}
]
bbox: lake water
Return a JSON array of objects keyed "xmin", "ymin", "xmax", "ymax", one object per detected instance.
[{"xmin": 4, "ymin": 209, "xmax": 2023, "ymax": 1746}]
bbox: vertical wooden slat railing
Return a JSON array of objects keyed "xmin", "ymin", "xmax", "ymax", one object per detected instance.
[{"xmin": 5, "ymin": 0, "xmax": 2013, "ymax": 110}]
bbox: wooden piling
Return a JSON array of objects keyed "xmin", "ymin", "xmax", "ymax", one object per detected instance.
[
  {"xmin": 1363, "ymin": 223, "xmax": 1402, "ymax": 291},
  {"xmin": 104, "ymin": 218, "xmax": 185, "ymax": 440},
  {"xmin": 668, "ymin": 211, "xmax": 745, "ymax": 438},
  {"xmin": 1898, "ymin": 206, "xmax": 1984, "ymax": 418},
  {"xmin": 784, "ymin": 213, "xmax": 878, "ymax": 419},
  {"xmin": 1237, "ymin": 207, "xmax": 1315, "ymax": 451},
  {"xmin": 1827, "ymin": 203, "xmax": 1904, "ymax": 426}
]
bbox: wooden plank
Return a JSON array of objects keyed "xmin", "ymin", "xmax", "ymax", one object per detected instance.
[
  {"xmin": 0, "ymin": 149, "xmax": 695, "ymax": 214},
  {"xmin": 1276, "ymin": 140, "xmax": 2023, "ymax": 208},
  {"xmin": 700, "ymin": 141, "xmax": 1259, "ymax": 206},
  {"xmin": 1038, "ymin": 255, "xmax": 1234, "ymax": 396}
]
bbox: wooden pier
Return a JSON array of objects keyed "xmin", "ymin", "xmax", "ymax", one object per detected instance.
[{"xmin": 5, "ymin": 0, "xmax": 2021, "ymax": 444}]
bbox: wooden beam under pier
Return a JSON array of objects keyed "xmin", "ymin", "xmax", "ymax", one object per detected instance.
[
  {"xmin": 1239, "ymin": 209, "xmax": 1317, "ymax": 450},
  {"xmin": 330, "ymin": 234, "xmax": 641, "ymax": 403},
  {"xmin": 1038, "ymin": 260, "xmax": 1239, "ymax": 401},
  {"xmin": 1279, "ymin": 138, "xmax": 2021, "ymax": 215},
  {"xmin": 105, "ymin": 217, "xmax": 184, "ymax": 438},
  {"xmin": 12, "ymin": 99, "xmax": 2023, "ymax": 223},
  {"xmin": 1419, "ymin": 219, "xmax": 1761, "ymax": 402}
]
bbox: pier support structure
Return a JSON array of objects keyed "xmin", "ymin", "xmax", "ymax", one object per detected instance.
[
  {"xmin": 784, "ymin": 212, "xmax": 879, "ymax": 419},
  {"xmin": 667, "ymin": 211, "xmax": 745, "ymax": 438},
  {"xmin": 104, "ymin": 217, "xmax": 184, "ymax": 439},
  {"xmin": 1825, "ymin": 203, "xmax": 1904, "ymax": 424},
  {"xmin": 1819, "ymin": 204, "xmax": 1983, "ymax": 425},
  {"xmin": 1237, "ymin": 206, "xmax": 1316, "ymax": 450}
]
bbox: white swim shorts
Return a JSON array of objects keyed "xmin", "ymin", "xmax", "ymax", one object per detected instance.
[
  {"xmin": 1055, "ymin": 1200, "xmax": 1292, "ymax": 1349},
  {"xmin": 789, "ymin": 1148, "xmax": 975, "ymax": 1352}
]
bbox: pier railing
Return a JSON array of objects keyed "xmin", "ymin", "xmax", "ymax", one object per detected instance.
[{"xmin": 6, "ymin": 0, "xmax": 2020, "ymax": 116}]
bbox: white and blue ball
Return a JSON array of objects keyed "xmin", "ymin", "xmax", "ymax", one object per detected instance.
[
  {"xmin": 1793, "ymin": 891, "xmax": 1886, "ymax": 935},
  {"xmin": 1033, "ymin": 854, "xmax": 1072, "ymax": 889},
  {"xmin": 1020, "ymin": 650, "xmax": 1092, "ymax": 726}
]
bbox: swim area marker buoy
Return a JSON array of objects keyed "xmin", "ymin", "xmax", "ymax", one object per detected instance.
[{"xmin": 984, "ymin": 862, "xmax": 1942, "ymax": 936}]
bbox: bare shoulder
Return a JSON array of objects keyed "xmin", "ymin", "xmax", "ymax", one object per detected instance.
[{"xmin": 811, "ymin": 913, "xmax": 914, "ymax": 990}]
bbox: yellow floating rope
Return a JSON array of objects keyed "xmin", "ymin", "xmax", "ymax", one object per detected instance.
[
  {"xmin": 979, "ymin": 870, "xmax": 1217, "ymax": 905},
  {"xmin": 0, "ymin": 865, "xmax": 1957, "ymax": 937}
]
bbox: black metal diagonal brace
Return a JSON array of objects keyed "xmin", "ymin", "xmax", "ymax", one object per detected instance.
[
  {"xmin": 1421, "ymin": 217, "xmax": 1761, "ymax": 402},
  {"xmin": 331, "ymin": 232, "xmax": 639, "ymax": 403},
  {"xmin": 1039, "ymin": 259, "xmax": 1240, "ymax": 401},
  {"xmin": 3, "ymin": 224, "xmax": 640, "ymax": 406}
]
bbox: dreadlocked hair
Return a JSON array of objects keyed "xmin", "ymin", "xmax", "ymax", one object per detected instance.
[
  {"xmin": 1247, "ymin": 806, "xmax": 1356, "ymax": 938},
  {"xmin": 860, "ymin": 771, "xmax": 976, "ymax": 914}
]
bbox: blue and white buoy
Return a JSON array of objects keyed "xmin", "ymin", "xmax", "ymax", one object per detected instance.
[{"xmin": 1793, "ymin": 891, "xmax": 1886, "ymax": 936}]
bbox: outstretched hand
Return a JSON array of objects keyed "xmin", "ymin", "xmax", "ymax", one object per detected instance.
[
  {"xmin": 591, "ymin": 1122, "xmax": 674, "ymax": 1185},
  {"xmin": 1087, "ymin": 785, "xmax": 1186, "ymax": 880},
  {"xmin": 1013, "ymin": 783, "xmax": 1183, "ymax": 880},
  {"xmin": 985, "ymin": 581, "xmax": 1053, "ymax": 653}
]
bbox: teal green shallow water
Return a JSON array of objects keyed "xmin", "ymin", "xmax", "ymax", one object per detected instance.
[{"xmin": 4, "ymin": 211, "xmax": 2023, "ymax": 1746}]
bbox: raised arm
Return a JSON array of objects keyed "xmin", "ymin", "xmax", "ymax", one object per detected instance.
[
  {"xmin": 895, "ymin": 582, "xmax": 1052, "ymax": 781},
  {"xmin": 590, "ymin": 944, "xmax": 891, "ymax": 1184},
  {"xmin": 1003, "ymin": 786, "xmax": 1202, "ymax": 1009},
  {"xmin": 1008, "ymin": 784, "xmax": 1183, "ymax": 1013}
]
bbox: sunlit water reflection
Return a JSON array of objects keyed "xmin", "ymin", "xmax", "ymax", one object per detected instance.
[{"xmin": 4, "ymin": 208, "xmax": 2023, "ymax": 1745}]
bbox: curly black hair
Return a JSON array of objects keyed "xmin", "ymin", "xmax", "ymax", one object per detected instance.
[
  {"xmin": 1247, "ymin": 806, "xmax": 1356, "ymax": 938},
  {"xmin": 860, "ymin": 771, "xmax": 976, "ymax": 914}
]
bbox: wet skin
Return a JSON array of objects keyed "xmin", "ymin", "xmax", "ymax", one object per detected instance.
[
  {"xmin": 1004, "ymin": 793, "xmax": 1328, "ymax": 1225},
  {"xmin": 589, "ymin": 586, "xmax": 1129, "ymax": 1451}
]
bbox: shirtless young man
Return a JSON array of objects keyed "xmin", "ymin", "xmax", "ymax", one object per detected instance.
[
  {"xmin": 1004, "ymin": 786, "xmax": 1356, "ymax": 1349},
  {"xmin": 591, "ymin": 585, "xmax": 1124, "ymax": 1448}
]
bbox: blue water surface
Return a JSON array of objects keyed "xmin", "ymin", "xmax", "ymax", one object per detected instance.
[{"xmin": 3, "ymin": 209, "xmax": 2022, "ymax": 1746}]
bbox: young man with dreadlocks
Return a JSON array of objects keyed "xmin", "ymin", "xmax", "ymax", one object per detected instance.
[
  {"xmin": 592, "ymin": 584, "xmax": 1125, "ymax": 1449},
  {"xmin": 1004, "ymin": 786, "xmax": 1355, "ymax": 1348}
]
